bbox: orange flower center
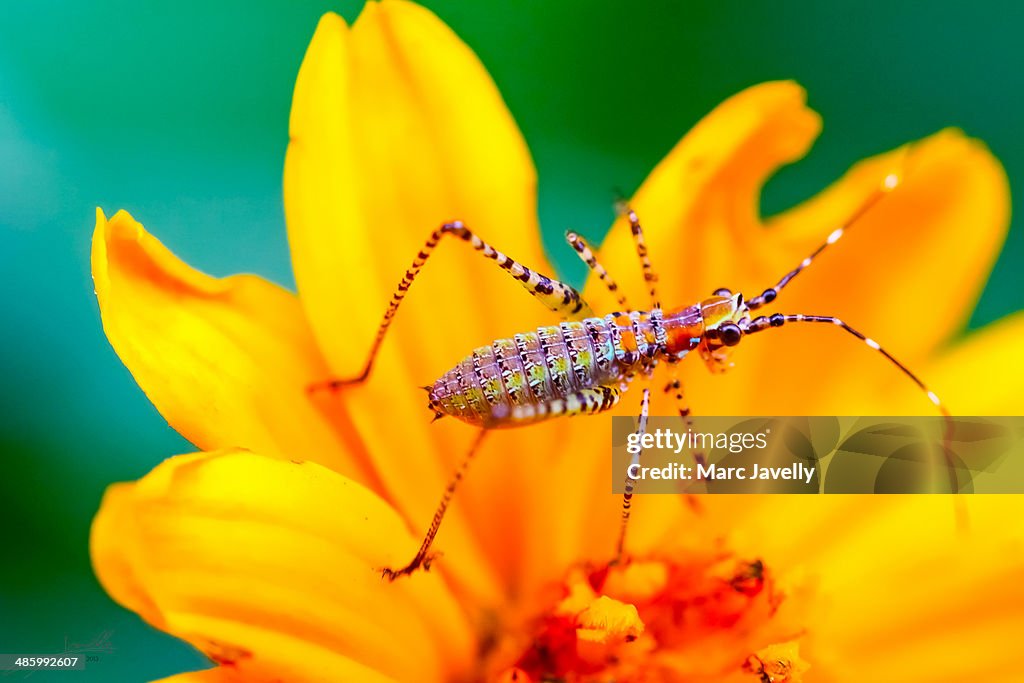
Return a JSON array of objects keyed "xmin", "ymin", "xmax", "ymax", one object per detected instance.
[{"xmin": 490, "ymin": 554, "xmax": 808, "ymax": 683}]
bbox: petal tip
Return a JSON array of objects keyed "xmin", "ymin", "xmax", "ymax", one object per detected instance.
[
  {"xmin": 740, "ymin": 79, "xmax": 813, "ymax": 115},
  {"xmin": 315, "ymin": 10, "xmax": 348, "ymax": 34},
  {"xmin": 91, "ymin": 208, "xmax": 115, "ymax": 298},
  {"xmin": 753, "ymin": 78, "xmax": 808, "ymax": 101},
  {"xmin": 912, "ymin": 127, "xmax": 1011, "ymax": 213},
  {"xmin": 98, "ymin": 209, "xmax": 146, "ymax": 248}
]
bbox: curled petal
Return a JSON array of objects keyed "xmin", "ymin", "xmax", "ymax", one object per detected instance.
[
  {"xmin": 91, "ymin": 450, "xmax": 474, "ymax": 683},
  {"xmin": 92, "ymin": 209, "xmax": 376, "ymax": 483},
  {"xmin": 755, "ymin": 130, "xmax": 1010, "ymax": 415},
  {"xmin": 591, "ymin": 82, "xmax": 1010, "ymax": 416},
  {"xmin": 590, "ymin": 81, "xmax": 821, "ymax": 312}
]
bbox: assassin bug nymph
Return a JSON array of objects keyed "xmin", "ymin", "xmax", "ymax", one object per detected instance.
[{"xmin": 312, "ymin": 169, "xmax": 952, "ymax": 581}]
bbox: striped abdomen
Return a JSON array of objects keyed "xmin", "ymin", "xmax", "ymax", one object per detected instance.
[{"xmin": 428, "ymin": 312, "xmax": 672, "ymax": 427}]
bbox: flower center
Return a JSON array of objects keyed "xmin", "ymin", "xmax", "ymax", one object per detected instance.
[{"xmin": 491, "ymin": 553, "xmax": 808, "ymax": 682}]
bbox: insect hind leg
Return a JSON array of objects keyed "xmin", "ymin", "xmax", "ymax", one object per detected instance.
[
  {"xmin": 383, "ymin": 385, "xmax": 626, "ymax": 580},
  {"xmin": 615, "ymin": 386, "xmax": 650, "ymax": 563},
  {"xmin": 381, "ymin": 429, "xmax": 489, "ymax": 581},
  {"xmin": 309, "ymin": 221, "xmax": 596, "ymax": 393}
]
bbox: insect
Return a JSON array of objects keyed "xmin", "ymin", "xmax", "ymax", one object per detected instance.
[{"xmin": 313, "ymin": 169, "xmax": 951, "ymax": 581}]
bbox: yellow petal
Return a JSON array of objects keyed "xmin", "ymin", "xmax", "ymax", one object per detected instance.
[
  {"xmin": 151, "ymin": 669, "xmax": 231, "ymax": 683},
  {"xmin": 589, "ymin": 81, "xmax": 821, "ymax": 312},
  {"xmin": 285, "ymin": 1, "xmax": 545, "ymax": 379},
  {"xmin": 91, "ymin": 449, "xmax": 474, "ymax": 683},
  {"xmin": 753, "ymin": 130, "xmax": 1009, "ymax": 415},
  {"xmin": 283, "ymin": 2, "xmax": 574, "ymax": 600},
  {"xmin": 686, "ymin": 495, "xmax": 1024, "ymax": 682},
  {"xmin": 925, "ymin": 311, "xmax": 1024, "ymax": 414},
  {"xmin": 855, "ymin": 311, "xmax": 1024, "ymax": 415},
  {"xmin": 92, "ymin": 209, "xmax": 375, "ymax": 483},
  {"xmin": 591, "ymin": 82, "xmax": 1010, "ymax": 416},
  {"xmin": 514, "ymin": 421, "xmax": 691, "ymax": 591},
  {"xmin": 280, "ymin": 1, "xmax": 665, "ymax": 603},
  {"xmin": 804, "ymin": 497, "xmax": 1024, "ymax": 682}
]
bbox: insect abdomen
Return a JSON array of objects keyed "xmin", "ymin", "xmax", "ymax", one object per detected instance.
[{"xmin": 429, "ymin": 314, "xmax": 659, "ymax": 426}]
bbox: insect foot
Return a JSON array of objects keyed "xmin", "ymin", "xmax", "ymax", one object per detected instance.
[
  {"xmin": 306, "ymin": 376, "xmax": 363, "ymax": 395},
  {"xmin": 380, "ymin": 551, "xmax": 443, "ymax": 582}
]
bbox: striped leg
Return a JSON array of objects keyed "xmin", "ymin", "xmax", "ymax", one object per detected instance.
[
  {"xmin": 383, "ymin": 387, "xmax": 621, "ymax": 579},
  {"xmin": 311, "ymin": 221, "xmax": 595, "ymax": 389},
  {"xmin": 664, "ymin": 371, "xmax": 705, "ymax": 467},
  {"xmin": 382, "ymin": 429, "xmax": 488, "ymax": 581},
  {"xmin": 615, "ymin": 387, "xmax": 650, "ymax": 562},
  {"xmin": 565, "ymin": 230, "xmax": 632, "ymax": 312}
]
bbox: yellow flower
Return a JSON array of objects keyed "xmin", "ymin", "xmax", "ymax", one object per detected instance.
[{"xmin": 91, "ymin": 1, "xmax": 1024, "ymax": 681}]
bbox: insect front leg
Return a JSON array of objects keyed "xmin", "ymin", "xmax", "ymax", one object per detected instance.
[
  {"xmin": 565, "ymin": 230, "xmax": 633, "ymax": 312},
  {"xmin": 614, "ymin": 204, "xmax": 661, "ymax": 309},
  {"xmin": 309, "ymin": 221, "xmax": 596, "ymax": 391},
  {"xmin": 566, "ymin": 204, "xmax": 662, "ymax": 313}
]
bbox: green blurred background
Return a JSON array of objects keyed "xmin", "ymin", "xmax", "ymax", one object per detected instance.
[{"xmin": 1, "ymin": 1, "xmax": 1021, "ymax": 679}]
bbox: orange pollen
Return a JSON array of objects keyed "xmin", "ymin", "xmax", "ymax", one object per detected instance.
[{"xmin": 493, "ymin": 554, "xmax": 809, "ymax": 683}]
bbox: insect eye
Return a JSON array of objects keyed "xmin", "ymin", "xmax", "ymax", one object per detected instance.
[{"xmin": 719, "ymin": 323, "xmax": 742, "ymax": 347}]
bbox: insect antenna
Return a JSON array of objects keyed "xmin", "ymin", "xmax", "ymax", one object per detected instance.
[
  {"xmin": 739, "ymin": 164, "xmax": 957, "ymax": 490},
  {"xmin": 741, "ymin": 312, "xmax": 958, "ymax": 492},
  {"xmin": 746, "ymin": 172, "xmax": 900, "ymax": 311}
]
